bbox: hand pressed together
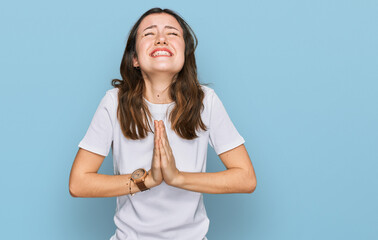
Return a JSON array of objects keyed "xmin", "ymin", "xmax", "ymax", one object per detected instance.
[
  {"xmin": 148, "ymin": 120, "xmax": 164, "ymax": 186},
  {"xmin": 149, "ymin": 120, "xmax": 181, "ymax": 187}
]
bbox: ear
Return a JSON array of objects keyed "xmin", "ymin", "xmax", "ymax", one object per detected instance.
[{"xmin": 133, "ymin": 54, "xmax": 139, "ymax": 68}]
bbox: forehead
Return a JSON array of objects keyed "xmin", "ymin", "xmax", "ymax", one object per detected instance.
[{"xmin": 138, "ymin": 13, "xmax": 183, "ymax": 33}]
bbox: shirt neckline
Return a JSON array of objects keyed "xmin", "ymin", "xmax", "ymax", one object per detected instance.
[
  {"xmin": 143, "ymin": 97, "xmax": 174, "ymax": 106},
  {"xmin": 143, "ymin": 98, "xmax": 175, "ymax": 114}
]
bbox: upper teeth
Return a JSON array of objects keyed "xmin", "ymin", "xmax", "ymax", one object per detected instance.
[{"xmin": 152, "ymin": 51, "xmax": 171, "ymax": 56}]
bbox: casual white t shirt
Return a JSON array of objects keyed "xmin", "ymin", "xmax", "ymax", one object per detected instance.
[{"xmin": 78, "ymin": 85, "xmax": 245, "ymax": 240}]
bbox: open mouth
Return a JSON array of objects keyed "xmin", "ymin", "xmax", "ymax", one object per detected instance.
[{"xmin": 150, "ymin": 48, "xmax": 173, "ymax": 57}]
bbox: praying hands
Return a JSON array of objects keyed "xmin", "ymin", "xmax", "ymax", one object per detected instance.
[
  {"xmin": 149, "ymin": 120, "xmax": 182, "ymax": 187},
  {"xmin": 146, "ymin": 120, "xmax": 255, "ymax": 194}
]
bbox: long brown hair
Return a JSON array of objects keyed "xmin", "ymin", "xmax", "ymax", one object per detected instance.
[{"xmin": 111, "ymin": 8, "xmax": 207, "ymax": 140}]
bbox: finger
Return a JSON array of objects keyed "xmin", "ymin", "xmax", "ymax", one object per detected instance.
[
  {"xmin": 154, "ymin": 120, "xmax": 159, "ymax": 140},
  {"xmin": 154, "ymin": 137, "xmax": 160, "ymax": 158},
  {"xmin": 159, "ymin": 138, "xmax": 165, "ymax": 156},
  {"xmin": 153, "ymin": 121, "xmax": 161, "ymax": 165},
  {"xmin": 159, "ymin": 139, "xmax": 168, "ymax": 167},
  {"xmin": 155, "ymin": 121, "xmax": 163, "ymax": 162},
  {"xmin": 158, "ymin": 120, "xmax": 163, "ymax": 138},
  {"xmin": 158, "ymin": 121, "xmax": 167, "ymax": 143},
  {"xmin": 158, "ymin": 121, "xmax": 163, "ymax": 141},
  {"xmin": 153, "ymin": 120, "xmax": 158, "ymax": 153},
  {"xmin": 161, "ymin": 136, "xmax": 169, "ymax": 152},
  {"xmin": 152, "ymin": 144, "xmax": 160, "ymax": 169},
  {"xmin": 154, "ymin": 141, "xmax": 161, "ymax": 167},
  {"xmin": 159, "ymin": 122, "xmax": 173, "ymax": 154},
  {"xmin": 160, "ymin": 121, "xmax": 169, "ymax": 140},
  {"xmin": 157, "ymin": 121, "xmax": 172, "ymax": 158},
  {"xmin": 161, "ymin": 137, "xmax": 174, "ymax": 164}
]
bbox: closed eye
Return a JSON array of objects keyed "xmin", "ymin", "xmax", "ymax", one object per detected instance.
[
  {"xmin": 143, "ymin": 32, "xmax": 154, "ymax": 36},
  {"xmin": 168, "ymin": 32, "xmax": 178, "ymax": 36}
]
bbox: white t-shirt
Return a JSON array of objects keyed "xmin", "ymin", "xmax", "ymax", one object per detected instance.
[{"xmin": 78, "ymin": 85, "xmax": 245, "ymax": 240}]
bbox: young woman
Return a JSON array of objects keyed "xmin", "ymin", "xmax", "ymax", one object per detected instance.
[{"xmin": 69, "ymin": 7, "xmax": 256, "ymax": 240}]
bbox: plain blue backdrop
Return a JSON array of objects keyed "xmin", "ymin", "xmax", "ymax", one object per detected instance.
[{"xmin": 0, "ymin": 0, "xmax": 377, "ymax": 239}]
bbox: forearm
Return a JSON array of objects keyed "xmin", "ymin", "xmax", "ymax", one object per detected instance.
[
  {"xmin": 69, "ymin": 172, "xmax": 156, "ymax": 198},
  {"xmin": 172, "ymin": 168, "xmax": 256, "ymax": 194}
]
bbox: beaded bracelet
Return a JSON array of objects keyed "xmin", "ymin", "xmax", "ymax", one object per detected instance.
[{"xmin": 129, "ymin": 177, "xmax": 135, "ymax": 196}]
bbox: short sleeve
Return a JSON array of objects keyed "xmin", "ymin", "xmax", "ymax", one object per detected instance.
[
  {"xmin": 208, "ymin": 90, "xmax": 245, "ymax": 155},
  {"xmin": 78, "ymin": 91, "xmax": 115, "ymax": 157}
]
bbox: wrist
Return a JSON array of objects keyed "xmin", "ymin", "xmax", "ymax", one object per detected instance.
[
  {"xmin": 145, "ymin": 170, "xmax": 158, "ymax": 189},
  {"xmin": 171, "ymin": 171, "xmax": 185, "ymax": 188}
]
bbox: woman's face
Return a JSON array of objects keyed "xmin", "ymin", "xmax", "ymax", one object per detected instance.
[{"xmin": 133, "ymin": 13, "xmax": 185, "ymax": 76}]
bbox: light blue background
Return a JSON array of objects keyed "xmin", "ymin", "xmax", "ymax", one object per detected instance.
[{"xmin": 0, "ymin": 0, "xmax": 377, "ymax": 239}]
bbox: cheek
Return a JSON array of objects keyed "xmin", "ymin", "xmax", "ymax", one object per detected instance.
[
  {"xmin": 135, "ymin": 42, "xmax": 150, "ymax": 62},
  {"xmin": 180, "ymin": 43, "xmax": 186, "ymax": 64},
  {"xmin": 179, "ymin": 40, "xmax": 186, "ymax": 54},
  {"xmin": 176, "ymin": 40, "xmax": 186, "ymax": 59},
  {"xmin": 135, "ymin": 38, "xmax": 149, "ymax": 54}
]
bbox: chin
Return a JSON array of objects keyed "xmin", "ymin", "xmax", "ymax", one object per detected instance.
[{"xmin": 151, "ymin": 65, "xmax": 183, "ymax": 73}]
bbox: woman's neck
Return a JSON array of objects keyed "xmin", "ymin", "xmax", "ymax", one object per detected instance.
[{"xmin": 143, "ymin": 73, "xmax": 175, "ymax": 104}]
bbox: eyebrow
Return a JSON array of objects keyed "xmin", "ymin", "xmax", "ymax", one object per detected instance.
[{"xmin": 142, "ymin": 25, "xmax": 180, "ymax": 32}]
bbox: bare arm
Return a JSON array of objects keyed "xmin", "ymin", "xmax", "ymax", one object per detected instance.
[
  {"xmin": 171, "ymin": 144, "xmax": 256, "ymax": 194},
  {"xmin": 157, "ymin": 121, "xmax": 256, "ymax": 194},
  {"xmin": 70, "ymin": 121, "xmax": 163, "ymax": 198},
  {"xmin": 69, "ymin": 148, "xmax": 157, "ymax": 198}
]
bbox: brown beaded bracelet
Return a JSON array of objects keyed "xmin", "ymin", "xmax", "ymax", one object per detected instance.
[{"xmin": 129, "ymin": 177, "xmax": 135, "ymax": 196}]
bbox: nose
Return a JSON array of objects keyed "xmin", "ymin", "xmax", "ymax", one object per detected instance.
[{"xmin": 154, "ymin": 33, "xmax": 167, "ymax": 45}]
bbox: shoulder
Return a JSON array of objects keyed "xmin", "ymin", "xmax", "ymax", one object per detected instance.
[
  {"xmin": 200, "ymin": 84, "xmax": 215, "ymax": 96},
  {"xmin": 106, "ymin": 87, "xmax": 119, "ymax": 97},
  {"xmin": 200, "ymin": 84, "xmax": 216, "ymax": 104},
  {"xmin": 104, "ymin": 87, "xmax": 119, "ymax": 106},
  {"xmin": 199, "ymin": 85, "xmax": 220, "ymax": 120}
]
